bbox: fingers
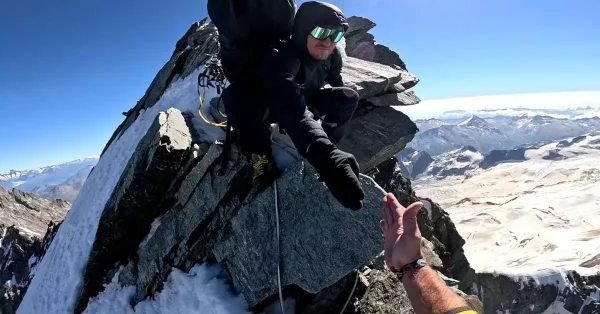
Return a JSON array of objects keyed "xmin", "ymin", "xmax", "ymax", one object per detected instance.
[
  {"xmin": 402, "ymin": 202, "xmax": 423, "ymax": 236},
  {"xmin": 382, "ymin": 194, "xmax": 393, "ymax": 228}
]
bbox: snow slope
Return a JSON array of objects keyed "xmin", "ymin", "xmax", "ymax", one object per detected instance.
[
  {"xmin": 414, "ymin": 134, "xmax": 600, "ymax": 273},
  {"xmin": 17, "ymin": 67, "xmax": 235, "ymax": 313},
  {"xmin": 0, "ymin": 156, "xmax": 99, "ymax": 193}
]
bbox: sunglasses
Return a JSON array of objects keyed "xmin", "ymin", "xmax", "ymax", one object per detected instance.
[{"xmin": 310, "ymin": 26, "xmax": 345, "ymax": 43}]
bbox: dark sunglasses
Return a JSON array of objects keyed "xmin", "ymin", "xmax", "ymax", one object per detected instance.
[{"xmin": 310, "ymin": 26, "xmax": 345, "ymax": 43}]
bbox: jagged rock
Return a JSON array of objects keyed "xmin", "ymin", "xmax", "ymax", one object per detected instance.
[
  {"xmin": 339, "ymin": 107, "xmax": 417, "ymax": 172},
  {"xmin": 102, "ymin": 19, "xmax": 219, "ymax": 154},
  {"xmin": 0, "ymin": 222, "xmax": 60, "ymax": 314},
  {"xmin": 341, "ymin": 57, "xmax": 418, "ymax": 100},
  {"xmin": 110, "ymin": 134, "xmax": 388, "ymax": 308},
  {"xmin": 74, "ymin": 108, "xmax": 194, "ymax": 312},
  {"xmin": 0, "ymin": 186, "xmax": 69, "ymax": 237},
  {"xmin": 345, "ymin": 16, "xmax": 407, "ymax": 70},
  {"xmin": 475, "ymin": 270, "xmax": 600, "ymax": 314},
  {"xmin": 367, "ymin": 91, "xmax": 421, "ymax": 107}
]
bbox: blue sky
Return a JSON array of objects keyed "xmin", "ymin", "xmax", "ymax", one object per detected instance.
[{"xmin": 1, "ymin": 0, "xmax": 599, "ymax": 172}]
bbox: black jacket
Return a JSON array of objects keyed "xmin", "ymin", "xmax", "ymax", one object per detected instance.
[{"xmin": 257, "ymin": 1, "xmax": 349, "ymax": 155}]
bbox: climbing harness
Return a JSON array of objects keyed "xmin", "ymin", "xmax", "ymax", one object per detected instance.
[
  {"xmin": 197, "ymin": 55, "xmax": 228, "ymax": 128},
  {"xmin": 272, "ymin": 178, "xmax": 359, "ymax": 314},
  {"xmin": 197, "ymin": 55, "xmax": 233, "ymax": 176}
]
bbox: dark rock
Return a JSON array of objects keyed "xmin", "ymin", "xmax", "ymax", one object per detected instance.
[
  {"xmin": 366, "ymin": 91, "xmax": 421, "ymax": 107},
  {"xmin": 101, "ymin": 19, "xmax": 219, "ymax": 155},
  {"xmin": 0, "ymin": 222, "xmax": 61, "ymax": 314},
  {"xmin": 339, "ymin": 107, "xmax": 418, "ymax": 172},
  {"xmin": 74, "ymin": 108, "xmax": 194, "ymax": 313},
  {"xmin": 0, "ymin": 186, "xmax": 69, "ymax": 236},
  {"xmin": 475, "ymin": 270, "xmax": 600, "ymax": 314},
  {"xmin": 345, "ymin": 16, "xmax": 407, "ymax": 70},
  {"xmin": 113, "ymin": 139, "xmax": 388, "ymax": 308},
  {"xmin": 480, "ymin": 147, "xmax": 528, "ymax": 169},
  {"xmin": 543, "ymin": 149, "xmax": 568, "ymax": 160},
  {"xmin": 557, "ymin": 135, "xmax": 587, "ymax": 148}
]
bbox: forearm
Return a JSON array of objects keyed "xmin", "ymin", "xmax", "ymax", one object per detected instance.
[{"xmin": 402, "ymin": 266, "xmax": 468, "ymax": 314}]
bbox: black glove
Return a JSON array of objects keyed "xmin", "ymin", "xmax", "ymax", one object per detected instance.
[{"xmin": 306, "ymin": 140, "xmax": 365, "ymax": 210}]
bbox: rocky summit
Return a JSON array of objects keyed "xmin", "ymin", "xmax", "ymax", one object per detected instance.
[
  {"xmin": 0, "ymin": 188, "xmax": 67, "ymax": 313},
  {"xmin": 8, "ymin": 16, "xmax": 482, "ymax": 314},
  {"xmin": 12, "ymin": 13, "xmax": 594, "ymax": 314}
]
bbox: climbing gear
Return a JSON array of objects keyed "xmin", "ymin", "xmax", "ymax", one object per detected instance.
[
  {"xmin": 310, "ymin": 26, "xmax": 345, "ymax": 43},
  {"xmin": 339, "ymin": 270, "xmax": 359, "ymax": 314},
  {"xmin": 252, "ymin": 154, "xmax": 272, "ymax": 180},
  {"xmin": 390, "ymin": 258, "xmax": 429, "ymax": 281},
  {"xmin": 274, "ymin": 179, "xmax": 285, "ymax": 314},
  {"xmin": 197, "ymin": 55, "xmax": 227, "ymax": 128}
]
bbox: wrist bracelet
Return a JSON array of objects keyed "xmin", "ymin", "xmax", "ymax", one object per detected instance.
[{"xmin": 390, "ymin": 258, "xmax": 428, "ymax": 281}]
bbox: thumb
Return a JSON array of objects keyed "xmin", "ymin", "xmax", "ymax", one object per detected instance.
[{"xmin": 402, "ymin": 202, "xmax": 423, "ymax": 236}]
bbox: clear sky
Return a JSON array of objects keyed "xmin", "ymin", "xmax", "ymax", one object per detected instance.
[{"xmin": 1, "ymin": 0, "xmax": 599, "ymax": 172}]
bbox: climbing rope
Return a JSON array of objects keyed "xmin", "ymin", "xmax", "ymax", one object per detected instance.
[
  {"xmin": 274, "ymin": 179, "xmax": 286, "ymax": 314},
  {"xmin": 197, "ymin": 55, "xmax": 227, "ymax": 128},
  {"xmin": 339, "ymin": 270, "xmax": 359, "ymax": 314},
  {"xmin": 273, "ymin": 177, "xmax": 359, "ymax": 314}
]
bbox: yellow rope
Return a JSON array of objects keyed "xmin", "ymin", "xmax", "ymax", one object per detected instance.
[{"xmin": 198, "ymin": 86, "xmax": 227, "ymax": 128}]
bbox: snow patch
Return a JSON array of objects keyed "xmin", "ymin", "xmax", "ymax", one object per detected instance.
[
  {"xmin": 138, "ymin": 217, "xmax": 162, "ymax": 248},
  {"xmin": 421, "ymin": 200, "xmax": 433, "ymax": 219},
  {"xmin": 84, "ymin": 264, "xmax": 250, "ymax": 314},
  {"xmin": 18, "ymin": 66, "xmax": 222, "ymax": 313}
]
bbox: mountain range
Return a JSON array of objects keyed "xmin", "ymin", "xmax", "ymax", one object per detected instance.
[
  {"xmin": 0, "ymin": 156, "xmax": 98, "ymax": 202},
  {"xmin": 408, "ymin": 114, "xmax": 600, "ymax": 156}
]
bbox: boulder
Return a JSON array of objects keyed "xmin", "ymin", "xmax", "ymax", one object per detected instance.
[
  {"xmin": 345, "ymin": 16, "xmax": 408, "ymax": 70},
  {"xmin": 339, "ymin": 107, "xmax": 418, "ymax": 172},
  {"xmin": 341, "ymin": 57, "xmax": 418, "ymax": 100},
  {"xmin": 74, "ymin": 108, "xmax": 194, "ymax": 312}
]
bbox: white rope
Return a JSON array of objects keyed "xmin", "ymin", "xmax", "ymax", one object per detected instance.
[
  {"xmin": 339, "ymin": 270, "xmax": 359, "ymax": 314},
  {"xmin": 274, "ymin": 179, "xmax": 285, "ymax": 314},
  {"xmin": 273, "ymin": 178, "xmax": 357, "ymax": 314}
]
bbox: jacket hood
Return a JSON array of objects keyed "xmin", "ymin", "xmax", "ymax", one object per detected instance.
[{"xmin": 292, "ymin": 1, "xmax": 348, "ymax": 59}]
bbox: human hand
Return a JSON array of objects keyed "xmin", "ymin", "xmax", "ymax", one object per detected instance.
[{"xmin": 380, "ymin": 193, "xmax": 424, "ymax": 270}]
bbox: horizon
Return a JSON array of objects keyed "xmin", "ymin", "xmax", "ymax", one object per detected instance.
[{"xmin": 1, "ymin": 0, "xmax": 599, "ymax": 172}]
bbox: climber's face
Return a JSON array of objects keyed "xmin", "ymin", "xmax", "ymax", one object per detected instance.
[{"xmin": 307, "ymin": 34, "xmax": 336, "ymax": 60}]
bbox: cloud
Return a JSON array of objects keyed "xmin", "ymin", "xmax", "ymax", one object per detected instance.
[{"xmin": 396, "ymin": 91, "xmax": 600, "ymax": 120}]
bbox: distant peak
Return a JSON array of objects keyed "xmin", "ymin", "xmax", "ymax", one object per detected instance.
[{"xmin": 458, "ymin": 114, "xmax": 489, "ymax": 127}]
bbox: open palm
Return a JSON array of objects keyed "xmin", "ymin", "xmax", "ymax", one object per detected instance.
[{"xmin": 380, "ymin": 193, "xmax": 424, "ymax": 270}]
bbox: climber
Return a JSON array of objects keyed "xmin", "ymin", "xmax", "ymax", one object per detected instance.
[
  {"xmin": 380, "ymin": 193, "xmax": 478, "ymax": 314},
  {"xmin": 210, "ymin": 0, "xmax": 365, "ymax": 210},
  {"xmin": 256, "ymin": 1, "xmax": 364, "ymax": 210}
]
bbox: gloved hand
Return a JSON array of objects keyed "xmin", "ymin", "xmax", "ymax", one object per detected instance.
[{"xmin": 306, "ymin": 140, "xmax": 365, "ymax": 210}]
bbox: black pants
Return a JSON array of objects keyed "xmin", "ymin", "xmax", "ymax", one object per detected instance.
[
  {"xmin": 305, "ymin": 87, "xmax": 359, "ymax": 144},
  {"xmin": 223, "ymin": 84, "xmax": 359, "ymax": 156}
]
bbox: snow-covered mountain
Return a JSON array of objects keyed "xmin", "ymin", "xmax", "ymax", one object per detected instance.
[
  {"xmin": 413, "ymin": 133, "xmax": 600, "ymax": 274},
  {"xmin": 410, "ymin": 115, "xmax": 508, "ymax": 156},
  {"xmin": 410, "ymin": 114, "xmax": 600, "ymax": 156},
  {"xmin": 0, "ymin": 156, "xmax": 98, "ymax": 200}
]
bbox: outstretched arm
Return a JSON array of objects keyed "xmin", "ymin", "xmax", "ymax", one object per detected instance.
[{"xmin": 381, "ymin": 194, "xmax": 475, "ymax": 314}]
